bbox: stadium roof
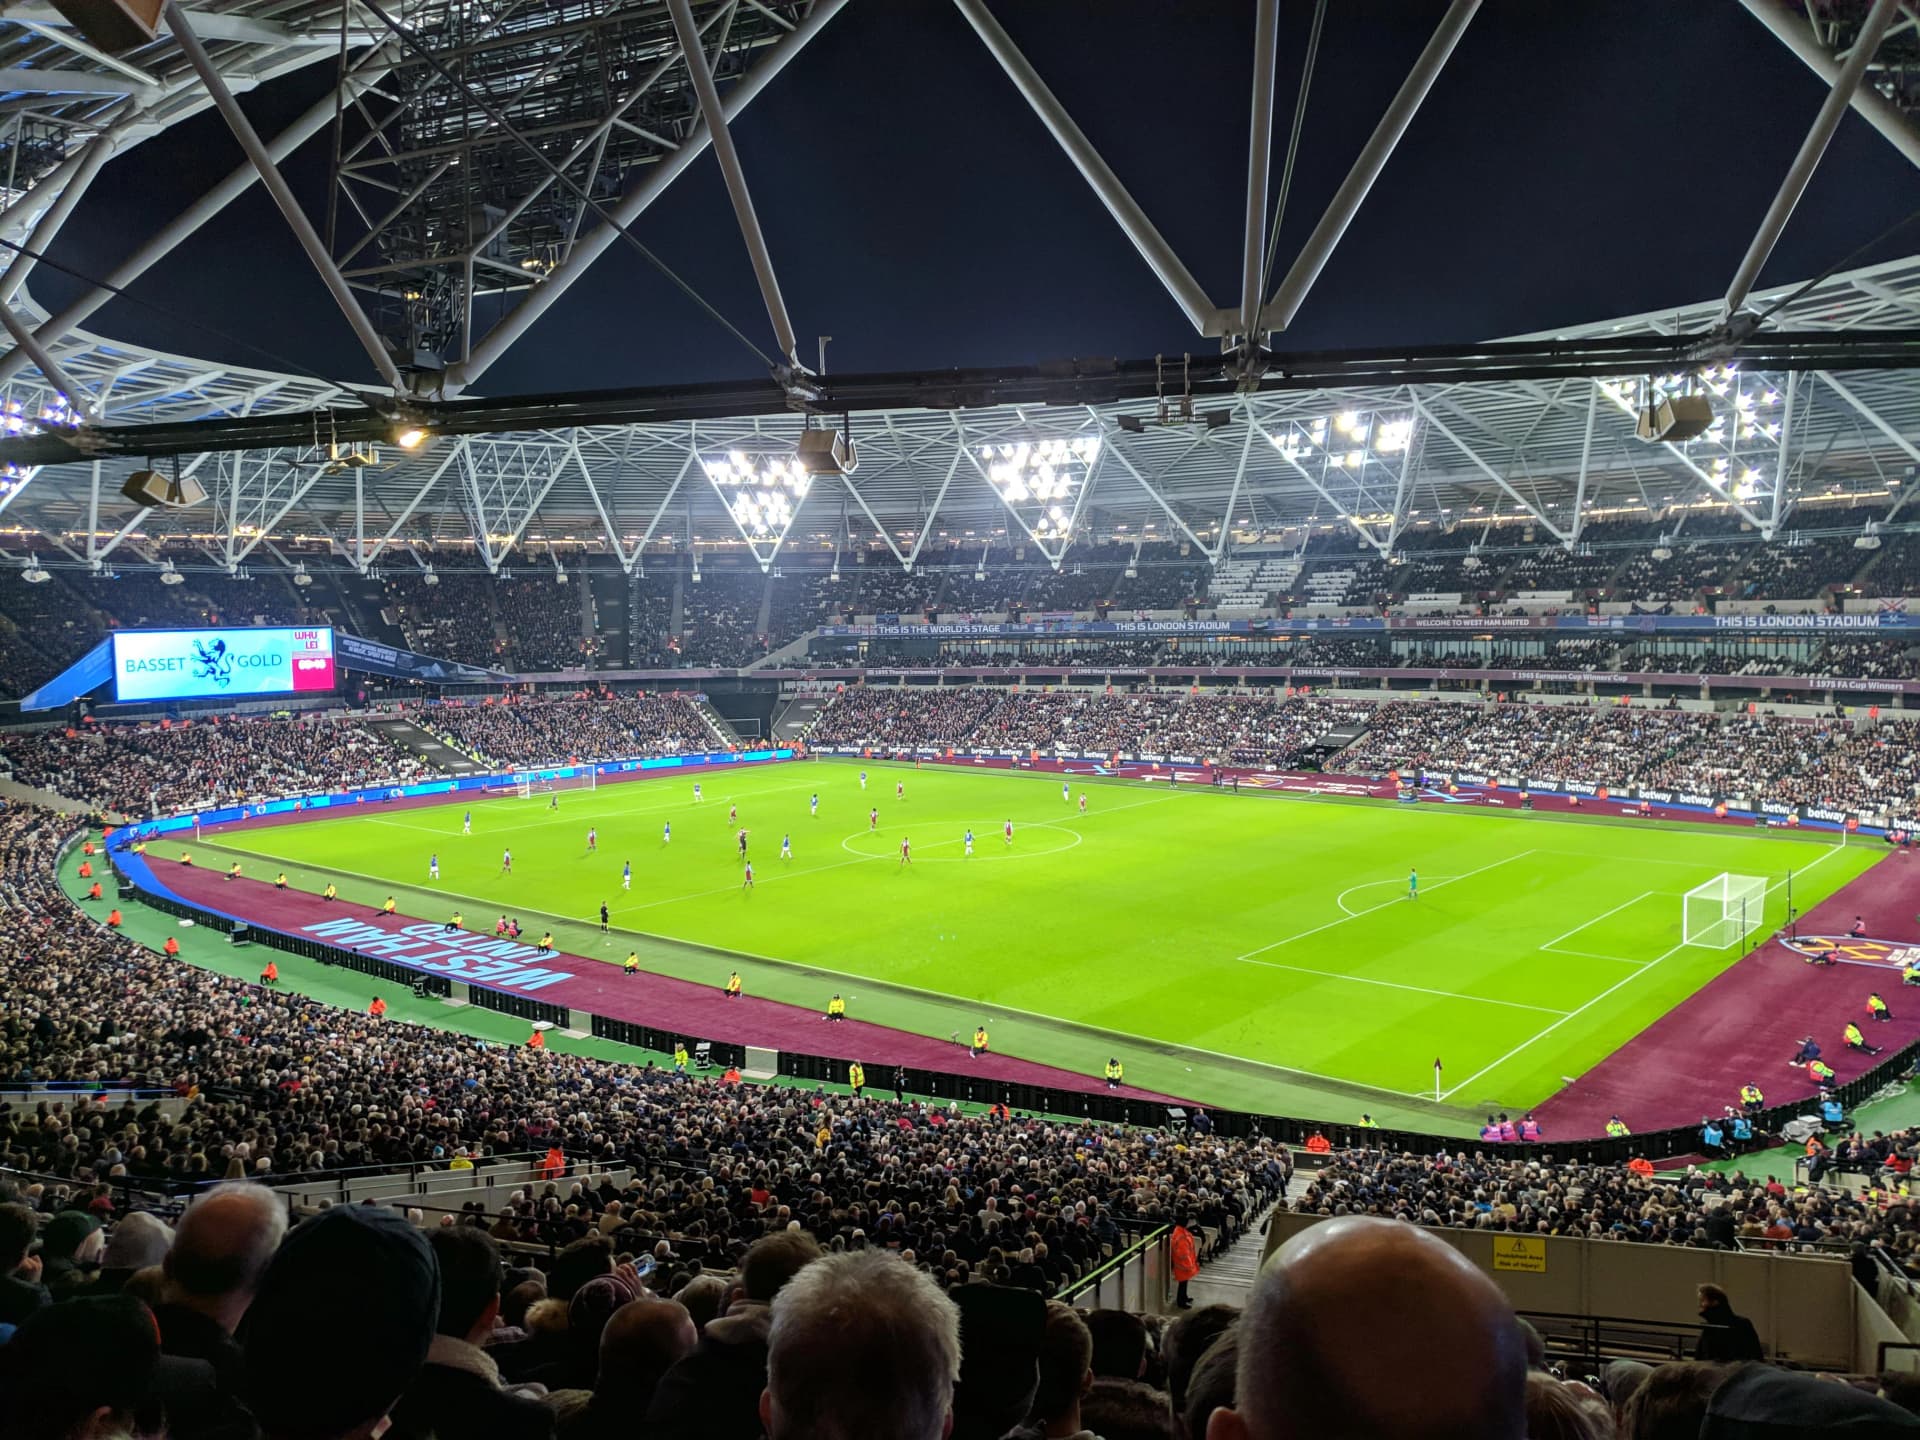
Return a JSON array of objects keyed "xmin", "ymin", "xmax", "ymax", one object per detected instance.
[{"xmin": 0, "ymin": 0, "xmax": 1916, "ymax": 576}]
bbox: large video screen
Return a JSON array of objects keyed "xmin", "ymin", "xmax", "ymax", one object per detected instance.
[{"xmin": 111, "ymin": 627, "xmax": 337, "ymax": 704}]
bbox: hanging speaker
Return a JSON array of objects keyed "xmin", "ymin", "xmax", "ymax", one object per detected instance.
[
  {"xmin": 46, "ymin": 0, "xmax": 164, "ymax": 53},
  {"xmin": 121, "ymin": 469, "xmax": 208, "ymax": 509}
]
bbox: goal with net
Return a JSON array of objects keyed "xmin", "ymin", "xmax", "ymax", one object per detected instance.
[
  {"xmin": 1682, "ymin": 872, "xmax": 1767, "ymax": 948},
  {"xmin": 515, "ymin": 768, "xmax": 597, "ymax": 800}
]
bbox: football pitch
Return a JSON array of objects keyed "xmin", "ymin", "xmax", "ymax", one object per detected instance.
[{"xmin": 202, "ymin": 758, "xmax": 1881, "ymax": 1128}]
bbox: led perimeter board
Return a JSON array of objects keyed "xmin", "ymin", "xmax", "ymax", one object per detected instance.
[{"xmin": 111, "ymin": 626, "xmax": 337, "ymax": 703}]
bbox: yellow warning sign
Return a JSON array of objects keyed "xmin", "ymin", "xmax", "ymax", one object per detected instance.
[{"xmin": 1492, "ymin": 1237, "xmax": 1546, "ymax": 1273}]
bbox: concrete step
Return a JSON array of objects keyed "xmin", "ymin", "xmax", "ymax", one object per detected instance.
[
  {"xmin": 1181, "ymin": 1207, "xmax": 1274, "ymax": 1308},
  {"xmin": 367, "ymin": 717, "xmax": 483, "ymax": 776}
]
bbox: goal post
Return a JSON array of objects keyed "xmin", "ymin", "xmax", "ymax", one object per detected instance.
[
  {"xmin": 514, "ymin": 767, "xmax": 598, "ymax": 799},
  {"xmin": 1682, "ymin": 872, "xmax": 1767, "ymax": 948}
]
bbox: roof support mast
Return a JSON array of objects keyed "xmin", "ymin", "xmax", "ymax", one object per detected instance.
[
  {"xmin": 950, "ymin": 0, "xmax": 1219, "ymax": 337},
  {"xmin": 1240, "ymin": 0, "xmax": 1279, "ymax": 340},
  {"xmin": 164, "ymin": 2, "xmax": 405, "ymax": 393},
  {"xmin": 1260, "ymin": 0, "xmax": 1480, "ymax": 335},
  {"xmin": 1739, "ymin": 0, "xmax": 1920, "ymax": 170},
  {"xmin": 665, "ymin": 0, "xmax": 802, "ymax": 377},
  {"xmin": 1721, "ymin": 0, "xmax": 1900, "ymax": 324}
]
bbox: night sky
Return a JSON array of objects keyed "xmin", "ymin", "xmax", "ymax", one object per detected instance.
[{"xmin": 33, "ymin": 0, "xmax": 1920, "ymax": 395}]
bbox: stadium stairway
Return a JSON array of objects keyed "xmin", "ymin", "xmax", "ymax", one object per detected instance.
[
  {"xmin": 1182, "ymin": 1212, "xmax": 1273, "ymax": 1307},
  {"xmin": 693, "ymin": 698, "xmax": 744, "ymax": 749},
  {"xmin": 748, "ymin": 631, "xmax": 815, "ymax": 669},
  {"xmin": 364, "ymin": 716, "xmax": 485, "ymax": 777},
  {"xmin": 769, "ymin": 691, "xmax": 827, "ymax": 741}
]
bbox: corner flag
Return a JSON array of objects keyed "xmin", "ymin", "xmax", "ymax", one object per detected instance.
[{"xmin": 1433, "ymin": 1057, "xmax": 1443, "ymax": 1101}]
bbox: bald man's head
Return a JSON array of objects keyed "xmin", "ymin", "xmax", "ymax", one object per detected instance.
[
  {"xmin": 1208, "ymin": 1217, "xmax": 1525, "ymax": 1440},
  {"xmin": 598, "ymin": 1298, "xmax": 698, "ymax": 1386}
]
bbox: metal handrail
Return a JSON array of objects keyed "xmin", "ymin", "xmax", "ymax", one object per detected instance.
[{"xmin": 1057, "ymin": 1224, "xmax": 1169, "ymax": 1304}]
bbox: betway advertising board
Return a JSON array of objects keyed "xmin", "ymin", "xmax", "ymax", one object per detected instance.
[{"xmin": 111, "ymin": 626, "xmax": 336, "ymax": 703}]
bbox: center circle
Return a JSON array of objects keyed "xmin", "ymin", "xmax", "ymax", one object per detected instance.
[{"xmin": 839, "ymin": 822, "xmax": 1082, "ymax": 862}]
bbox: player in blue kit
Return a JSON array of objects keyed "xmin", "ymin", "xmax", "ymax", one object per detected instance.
[
  {"xmin": 810, "ymin": 793, "xmax": 819, "ymax": 817},
  {"xmin": 622, "ymin": 859, "xmax": 631, "ymax": 891},
  {"xmin": 463, "ymin": 811, "xmax": 471, "ymax": 835},
  {"xmin": 781, "ymin": 833, "xmax": 792, "ymax": 861},
  {"xmin": 663, "ymin": 821, "xmax": 671, "ymax": 845},
  {"xmin": 964, "ymin": 829, "xmax": 974, "ymax": 858}
]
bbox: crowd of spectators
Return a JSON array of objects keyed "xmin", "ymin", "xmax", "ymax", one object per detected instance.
[
  {"xmin": 680, "ymin": 572, "xmax": 769, "ymax": 669},
  {"xmin": 419, "ymin": 694, "xmax": 717, "ymax": 768},
  {"xmin": 853, "ymin": 563, "xmax": 941, "ymax": 617},
  {"xmin": 1292, "ymin": 1141, "xmax": 1909, "ymax": 1255},
  {"xmin": 497, "ymin": 579, "xmax": 593, "ymax": 672},
  {"xmin": 384, "ymin": 572, "xmax": 504, "ymax": 670},
  {"xmin": 806, "ymin": 687, "xmax": 1920, "ymax": 815},
  {"xmin": 0, "ymin": 716, "xmax": 430, "ymax": 817},
  {"xmin": 0, "ymin": 786, "xmax": 1333, "ymax": 1440}
]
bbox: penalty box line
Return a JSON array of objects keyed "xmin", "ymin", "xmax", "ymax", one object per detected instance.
[
  {"xmin": 1443, "ymin": 840, "xmax": 1856, "ymax": 1101},
  {"xmin": 1234, "ymin": 850, "xmax": 1538, "ymax": 961}
]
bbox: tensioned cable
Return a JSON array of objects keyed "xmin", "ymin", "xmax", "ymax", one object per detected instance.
[
  {"xmin": 1748, "ymin": 203, "xmax": 1920, "ymax": 330},
  {"xmin": 1260, "ymin": 0, "xmax": 1329, "ymax": 301},
  {"xmin": 0, "ymin": 235, "xmax": 373, "ymax": 394}
]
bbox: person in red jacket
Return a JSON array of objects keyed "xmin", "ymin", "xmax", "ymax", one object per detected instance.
[
  {"xmin": 1170, "ymin": 1213, "xmax": 1200, "ymax": 1310},
  {"xmin": 87, "ymin": 881, "xmax": 101, "ymax": 901},
  {"xmin": 527, "ymin": 1027, "xmax": 546, "ymax": 1050},
  {"xmin": 368, "ymin": 995, "xmax": 387, "ymax": 1019},
  {"xmin": 106, "ymin": 908, "xmax": 122, "ymax": 929},
  {"xmin": 163, "ymin": 935, "xmax": 179, "ymax": 958}
]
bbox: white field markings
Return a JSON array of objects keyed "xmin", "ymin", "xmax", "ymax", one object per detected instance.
[
  {"xmin": 1439, "ymin": 841, "xmax": 1853, "ymax": 1102},
  {"xmin": 1235, "ymin": 850, "xmax": 1538, "ymax": 961},
  {"xmin": 607, "ymin": 792, "xmax": 1175, "ymax": 920},
  {"xmin": 702, "ymin": 931, "xmax": 1437, "ymax": 1106},
  {"xmin": 1537, "ymin": 891, "xmax": 1660, "ymax": 962},
  {"xmin": 359, "ymin": 777, "xmax": 823, "ymax": 839},
  {"xmin": 1231, "ymin": 960, "xmax": 1570, "ymax": 1014}
]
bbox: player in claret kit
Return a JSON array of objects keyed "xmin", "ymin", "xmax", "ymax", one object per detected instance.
[
  {"xmin": 1003, "ymin": 819, "xmax": 1014, "ymax": 847},
  {"xmin": 869, "ymin": 808, "xmax": 879, "ymax": 832},
  {"xmin": 586, "ymin": 826, "xmax": 597, "ymax": 854},
  {"xmin": 1079, "ymin": 793, "xmax": 1088, "ymax": 815},
  {"xmin": 729, "ymin": 802, "xmax": 738, "ymax": 825},
  {"xmin": 897, "ymin": 778, "xmax": 905, "ymax": 801},
  {"xmin": 743, "ymin": 860, "xmax": 755, "ymax": 890},
  {"xmin": 900, "ymin": 835, "xmax": 912, "ymax": 867},
  {"xmin": 501, "ymin": 848, "xmax": 513, "ymax": 875}
]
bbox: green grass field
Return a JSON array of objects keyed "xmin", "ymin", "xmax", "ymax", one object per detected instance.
[{"xmin": 198, "ymin": 759, "xmax": 1880, "ymax": 1130}]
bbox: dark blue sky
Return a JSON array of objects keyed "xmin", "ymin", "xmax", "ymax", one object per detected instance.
[{"xmin": 38, "ymin": 0, "xmax": 1920, "ymax": 393}]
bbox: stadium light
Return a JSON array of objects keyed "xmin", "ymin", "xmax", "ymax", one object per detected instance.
[
  {"xmin": 970, "ymin": 434, "xmax": 1103, "ymax": 566},
  {"xmin": 701, "ymin": 447, "xmax": 813, "ymax": 571}
]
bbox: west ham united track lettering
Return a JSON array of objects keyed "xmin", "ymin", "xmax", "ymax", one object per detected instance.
[{"xmin": 299, "ymin": 917, "xmax": 575, "ymax": 991}]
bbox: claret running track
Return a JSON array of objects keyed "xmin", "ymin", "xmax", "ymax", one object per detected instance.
[{"xmin": 180, "ymin": 758, "xmax": 1883, "ymax": 1131}]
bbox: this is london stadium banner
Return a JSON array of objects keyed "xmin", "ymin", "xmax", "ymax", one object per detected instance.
[{"xmin": 818, "ymin": 612, "xmax": 1920, "ymax": 640}]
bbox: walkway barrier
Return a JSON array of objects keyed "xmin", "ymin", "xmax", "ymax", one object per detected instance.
[
  {"xmin": 1261, "ymin": 1211, "xmax": 1857, "ymax": 1369},
  {"xmin": 1058, "ymin": 1226, "xmax": 1171, "ymax": 1314}
]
